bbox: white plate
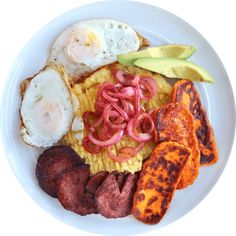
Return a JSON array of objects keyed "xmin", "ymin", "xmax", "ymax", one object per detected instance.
[{"xmin": 1, "ymin": 0, "xmax": 235, "ymax": 235}]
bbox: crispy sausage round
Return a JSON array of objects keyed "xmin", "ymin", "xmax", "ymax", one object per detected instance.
[
  {"xmin": 57, "ymin": 165, "xmax": 97, "ymax": 215},
  {"xmin": 36, "ymin": 145, "xmax": 84, "ymax": 197},
  {"xmin": 115, "ymin": 172, "xmax": 127, "ymax": 191},
  {"xmin": 86, "ymin": 171, "xmax": 109, "ymax": 195},
  {"xmin": 95, "ymin": 172, "xmax": 138, "ymax": 218}
]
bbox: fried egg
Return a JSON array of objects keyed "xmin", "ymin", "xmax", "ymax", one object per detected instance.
[
  {"xmin": 47, "ymin": 19, "xmax": 141, "ymax": 79},
  {"xmin": 20, "ymin": 64, "xmax": 74, "ymax": 147}
]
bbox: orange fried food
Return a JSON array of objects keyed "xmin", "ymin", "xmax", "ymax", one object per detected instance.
[
  {"xmin": 155, "ymin": 103, "xmax": 200, "ymax": 189},
  {"xmin": 172, "ymin": 80, "xmax": 218, "ymax": 165},
  {"xmin": 132, "ymin": 142, "xmax": 191, "ymax": 224}
]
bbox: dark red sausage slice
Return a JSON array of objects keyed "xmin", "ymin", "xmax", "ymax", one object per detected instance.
[
  {"xmin": 95, "ymin": 173, "xmax": 138, "ymax": 218},
  {"xmin": 57, "ymin": 165, "xmax": 97, "ymax": 215},
  {"xmin": 86, "ymin": 171, "xmax": 109, "ymax": 195},
  {"xmin": 36, "ymin": 145, "xmax": 84, "ymax": 197},
  {"xmin": 115, "ymin": 172, "xmax": 127, "ymax": 191}
]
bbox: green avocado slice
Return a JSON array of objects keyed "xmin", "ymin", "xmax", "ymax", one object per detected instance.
[
  {"xmin": 118, "ymin": 44, "xmax": 196, "ymax": 65},
  {"xmin": 133, "ymin": 57, "xmax": 214, "ymax": 83}
]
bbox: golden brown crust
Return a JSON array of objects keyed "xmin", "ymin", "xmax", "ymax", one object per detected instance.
[
  {"xmin": 155, "ymin": 103, "xmax": 200, "ymax": 189},
  {"xmin": 137, "ymin": 33, "xmax": 150, "ymax": 48},
  {"xmin": 132, "ymin": 142, "xmax": 191, "ymax": 224},
  {"xmin": 20, "ymin": 77, "xmax": 32, "ymax": 97},
  {"xmin": 172, "ymin": 80, "xmax": 218, "ymax": 165}
]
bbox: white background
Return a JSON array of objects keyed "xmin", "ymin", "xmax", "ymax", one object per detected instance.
[{"xmin": 0, "ymin": 0, "xmax": 235, "ymax": 235}]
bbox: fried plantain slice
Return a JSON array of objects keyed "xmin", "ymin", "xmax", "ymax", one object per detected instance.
[
  {"xmin": 132, "ymin": 142, "xmax": 191, "ymax": 224},
  {"xmin": 172, "ymin": 80, "xmax": 218, "ymax": 165},
  {"xmin": 155, "ymin": 103, "xmax": 200, "ymax": 189}
]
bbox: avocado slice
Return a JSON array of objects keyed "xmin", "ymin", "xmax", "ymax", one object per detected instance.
[
  {"xmin": 133, "ymin": 57, "xmax": 214, "ymax": 83},
  {"xmin": 118, "ymin": 44, "xmax": 196, "ymax": 65}
]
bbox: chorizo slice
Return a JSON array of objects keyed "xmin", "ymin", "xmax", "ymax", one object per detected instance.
[
  {"xmin": 172, "ymin": 80, "xmax": 218, "ymax": 165},
  {"xmin": 36, "ymin": 145, "xmax": 84, "ymax": 197},
  {"xmin": 96, "ymin": 173, "xmax": 138, "ymax": 218},
  {"xmin": 132, "ymin": 142, "xmax": 191, "ymax": 224},
  {"xmin": 155, "ymin": 103, "xmax": 200, "ymax": 189},
  {"xmin": 57, "ymin": 165, "xmax": 97, "ymax": 215},
  {"xmin": 86, "ymin": 171, "xmax": 109, "ymax": 195}
]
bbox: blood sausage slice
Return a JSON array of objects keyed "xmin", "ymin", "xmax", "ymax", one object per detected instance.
[
  {"xmin": 86, "ymin": 171, "xmax": 109, "ymax": 195},
  {"xmin": 36, "ymin": 145, "xmax": 84, "ymax": 197},
  {"xmin": 172, "ymin": 80, "xmax": 218, "ymax": 165},
  {"xmin": 132, "ymin": 142, "xmax": 191, "ymax": 224},
  {"xmin": 57, "ymin": 165, "xmax": 97, "ymax": 215},
  {"xmin": 114, "ymin": 171, "xmax": 128, "ymax": 191},
  {"xmin": 96, "ymin": 173, "xmax": 138, "ymax": 218},
  {"xmin": 155, "ymin": 103, "xmax": 200, "ymax": 189}
]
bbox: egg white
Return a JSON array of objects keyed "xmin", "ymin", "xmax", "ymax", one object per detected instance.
[
  {"xmin": 20, "ymin": 64, "xmax": 74, "ymax": 147},
  {"xmin": 47, "ymin": 19, "xmax": 140, "ymax": 79}
]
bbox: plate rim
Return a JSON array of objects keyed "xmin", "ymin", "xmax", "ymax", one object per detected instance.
[{"xmin": 0, "ymin": 0, "xmax": 235, "ymax": 234}]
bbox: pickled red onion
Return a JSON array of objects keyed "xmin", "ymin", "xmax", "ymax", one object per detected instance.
[
  {"xmin": 139, "ymin": 76, "xmax": 158, "ymax": 100},
  {"xmin": 127, "ymin": 113, "xmax": 154, "ymax": 142},
  {"xmin": 82, "ymin": 68, "xmax": 158, "ymax": 161},
  {"xmin": 88, "ymin": 129, "xmax": 124, "ymax": 147}
]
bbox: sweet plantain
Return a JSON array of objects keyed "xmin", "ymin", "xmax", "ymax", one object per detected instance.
[
  {"xmin": 132, "ymin": 141, "xmax": 191, "ymax": 224},
  {"xmin": 155, "ymin": 103, "xmax": 200, "ymax": 189},
  {"xmin": 172, "ymin": 80, "xmax": 218, "ymax": 165}
]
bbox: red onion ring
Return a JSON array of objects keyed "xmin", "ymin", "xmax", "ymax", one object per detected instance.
[
  {"xmin": 115, "ymin": 70, "xmax": 134, "ymax": 86},
  {"xmin": 112, "ymin": 103, "xmax": 129, "ymax": 121},
  {"xmin": 130, "ymin": 75, "xmax": 140, "ymax": 86},
  {"xmin": 134, "ymin": 113, "xmax": 154, "ymax": 134},
  {"xmin": 82, "ymin": 68, "xmax": 158, "ymax": 157},
  {"xmin": 103, "ymin": 105, "xmax": 126, "ymax": 130},
  {"xmin": 115, "ymin": 70, "xmax": 140, "ymax": 87},
  {"xmin": 139, "ymin": 76, "xmax": 158, "ymax": 100},
  {"xmin": 82, "ymin": 137, "xmax": 101, "ymax": 154},
  {"xmin": 127, "ymin": 116, "xmax": 153, "ymax": 142},
  {"xmin": 107, "ymin": 86, "xmax": 135, "ymax": 98},
  {"xmin": 107, "ymin": 142, "xmax": 145, "ymax": 163},
  {"xmin": 107, "ymin": 146, "xmax": 135, "ymax": 162},
  {"xmin": 120, "ymin": 87, "xmax": 135, "ymax": 96},
  {"xmin": 121, "ymin": 99, "xmax": 134, "ymax": 117},
  {"xmin": 134, "ymin": 142, "xmax": 145, "ymax": 153},
  {"xmin": 102, "ymin": 90, "xmax": 119, "ymax": 102},
  {"xmin": 92, "ymin": 115, "xmax": 104, "ymax": 128},
  {"xmin": 134, "ymin": 84, "xmax": 141, "ymax": 115},
  {"xmin": 82, "ymin": 111, "xmax": 98, "ymax": 129},
  {"xmin": 88, "ymin": 129, "xmax": 124, "ymax": 147}
]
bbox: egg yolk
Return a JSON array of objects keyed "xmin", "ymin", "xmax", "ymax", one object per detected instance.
[
  {"xmin": 65, "ymin": 27, "xmax": 103, "ymax": 65},
  {"xmin": 33, "ymin": 98, "xmax": 65, "ymax": 135}
]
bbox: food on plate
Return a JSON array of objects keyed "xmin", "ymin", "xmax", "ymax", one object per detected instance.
[
  {"xmin": 47, "ymin": 19, "xmax": 149, "ymax": 80},
  {"xmin": 96, "ymin": 172, "xmax": 138, "ymax": 218},
  {"xmin": 155, "ymin": 103, "xmax": 200, "ymax": 189},
  {"xmin": 116, "ymin": 171, "xmax": 129, "ymax": 189},
  {"xmin": 86, "ymin": 171, "xmax": 109, "ymax": 195},
  {"xmin": 20, "ymin": 63, "xmax": 74, "ymax": 147},
  {"xmin": 63, "ymin": 64, "xmax": 172, "ymax": 174},
  {"xmin": 57, "ymin": 165, "xmax": 98, "ymax": 215},
  {"xmin": 133, "ymin": 57, "xmax": 214, "ymax": 83},
  {"xmin": 172, "ymin": 80, "xmax": 218, "ymax": 165},
  {"xmin": 118, "ymin": 44, "xmax": 196, "ymax": 65},
  {"xmin": 36, "ymin": 147, "xmax": 138, "ymax": 218},
  {"xmin": 18, "ymin": 17, "xmax": 219, "ymax": 225},
  {"xmin": 36, "ymin": 145, "xmax": 84, "ymax": 197},
  {"xmin": 132, "ymin": 142, "xmax": 191, "ymax": 224}
]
